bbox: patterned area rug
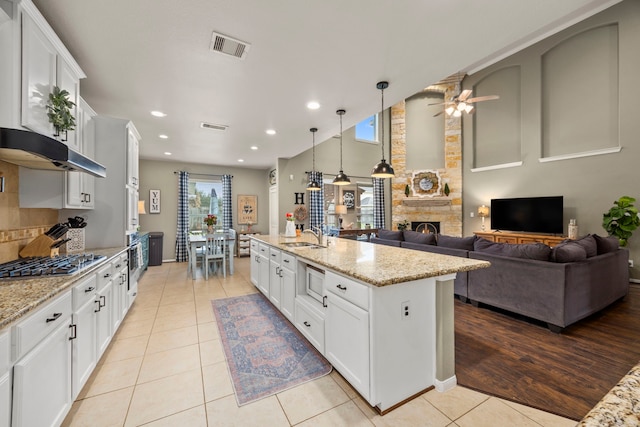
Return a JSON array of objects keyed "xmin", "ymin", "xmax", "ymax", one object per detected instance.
[{"xmin": 212, "ymin": 293, "xmax": 332, "ymax": 406}]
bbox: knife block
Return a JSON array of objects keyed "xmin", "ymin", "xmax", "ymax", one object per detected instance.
[{"xmin": 19, "ymin": 235, "xmax": 59, "ymax": 258}]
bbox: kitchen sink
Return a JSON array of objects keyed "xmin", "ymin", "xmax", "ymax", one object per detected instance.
[{"xmin": 281, "ymin": 242, "xmax": 325, "ymax": 248}]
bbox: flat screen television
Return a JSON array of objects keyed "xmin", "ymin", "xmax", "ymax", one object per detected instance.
[{"xmin": 490, "ymin": 196, "xmax": 563, "ymax": 234}]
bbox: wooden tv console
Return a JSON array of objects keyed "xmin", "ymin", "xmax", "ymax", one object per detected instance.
[{"xmin": 474, "ymin": 231, "xmax": 567, "ymax": 247}]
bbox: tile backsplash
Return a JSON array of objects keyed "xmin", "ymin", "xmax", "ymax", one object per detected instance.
[{"xmin": 0, "ymin": 161, "xmax": 58, "ymax": 263}]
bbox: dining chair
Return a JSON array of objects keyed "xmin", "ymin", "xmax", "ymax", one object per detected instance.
[
  {"xmin": 186, "ymin": 232, "xmax": 204, "ymax": 279},
  {"xmin": 205, "ymin": 233, "xmax": 226, "ymax": 280}
]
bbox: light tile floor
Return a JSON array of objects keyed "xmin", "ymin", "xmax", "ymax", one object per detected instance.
[{"xmin": 62, "ymin": 258, "xmax": 578, "ymax": 427}]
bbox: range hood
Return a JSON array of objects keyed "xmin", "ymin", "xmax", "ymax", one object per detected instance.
[{"xmin": 0, "ymin": 127, "xmax": 106, "ymax": 178}]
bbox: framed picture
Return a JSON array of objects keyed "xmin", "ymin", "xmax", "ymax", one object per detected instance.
[
  {"xmin": 149, "ymin": 189, "xmax": 161, "ymax": 213},
  {"xmin": 238, "ymin": 194, "xmax": 257, "ymax": 224},
  {"xmin": 269, "ymin": 169, "xmax": 277, "ymax": 185},
  {"xmin": 343, "ymin": 190, "xmax": 355, "ymax": 210},
  {"xmin": 411, "ymin": 170, "xmax": 441, "ymax": 197}
]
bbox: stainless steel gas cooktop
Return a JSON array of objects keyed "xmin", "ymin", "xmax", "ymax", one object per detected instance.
[{"xmin": 0, "ymin": 254, "xmax": 106, "ymax": 279}]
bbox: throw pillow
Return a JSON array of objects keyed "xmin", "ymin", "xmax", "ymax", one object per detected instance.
[
  {"xmin": 378, "ymin": 229, "xmax": 404, "ymax": 241},
  {"xmin": 403, "ymin": 230, "xmax": 436, "ymax": 245},
  {"xmin": 572, "ymin": 234, "xmax": 597, "ymax": 258},
  {"xmin": 593, "ymin": 234, "xmax": 619, "ymax": 254},
  {"xmin": 551, "ymin": 241, "xmax": 588, "ymax": 263},
  {"xmin": 474, "ymin": 238, "xmax": 551, "ymax": 261},
  {"xmin": 437, "ymin": 234, "xmax": 476, "ymax": 251}
]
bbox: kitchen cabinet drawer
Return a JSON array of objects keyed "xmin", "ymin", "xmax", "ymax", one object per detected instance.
[
  {"xmin": 325, "ymin": 270, "xmax": 370, "ymax": 311},
  {"xmin": 295, "ymin": 298, "xmax": 325, "ymax": 354},
  {"xmin": 72, "ymin": 274, "xmax": 98, "ymax": 310},
  {"xmin": 269, "ymin": 247, "xmax": 281, "ymax": 263},
  {"xmin": 281, "ymin": 252, "xmax": 296, "ymax": 270},
  {"xmin": 258, "ymin": 243, "xmax": 269, "ymax": 257},
  {"xmin": 113, "ymin": 253, "xmax": 128, "ymax": 273},
  {"xmin": 13, "ymin": 292, "xmax": 72, "ymax": 360},
  {"xmin": 250, "ymin": 239, "xmax": 259, "ymax": 251},
  {"xmin": 96, "ymin": 262, "xmax": 114, "ymax": 290}
]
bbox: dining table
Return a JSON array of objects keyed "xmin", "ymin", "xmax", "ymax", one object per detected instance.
[{"xmin": 189, "ymin": 232, "xmax": 236, "ymax": 277}]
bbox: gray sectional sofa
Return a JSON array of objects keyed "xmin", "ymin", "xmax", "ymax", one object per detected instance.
[{"xmin": 370, "ymin": 230, "xmax": 629, "ymax": 332}]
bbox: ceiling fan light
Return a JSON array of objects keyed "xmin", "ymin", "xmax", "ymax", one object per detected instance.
[
  {"xmin": 453, "ymin": 109, "xmax": 462, "ymax": 118},
  {"xmin": 333, "ymin": 170, "xmax": 351, "ymax": 186},
  {"xmin": 465, "ymin": 104, "xmax": 474, "ymax": 114},
  {"xmin": 445, "ymin": 106, "xmax": 455, "ymax": 115},
  {"xmin": 371, "ymin": 159, "xmax": 395, "ymax": 178},
  {"xmin": 457, "ymin": 101, "xmax": 467, "ymax": 111}
]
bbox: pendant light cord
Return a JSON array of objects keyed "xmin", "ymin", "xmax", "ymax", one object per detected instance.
[
  {"xmin": 339, "ymin": 113, "xmax": 344, "ymax": 170},
  {"xmin": 312, "ymin": 128, "xmax": 316, "ymax": 173},
  {"xmin": 380, "ymin": 84, "xmax": 385, "ymax": 160}
]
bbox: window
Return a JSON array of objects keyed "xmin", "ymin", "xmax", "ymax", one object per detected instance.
[
  {"xmin": 355, "ymin": 114, "xmax": 379, "ymax": 144},
  {"xmin": 323, "ymin": 180, "xmax": 374, "ymax": 233},
  {"xmin": 188, "ymin": 178, "xmax": 223, "ymax": 231}
]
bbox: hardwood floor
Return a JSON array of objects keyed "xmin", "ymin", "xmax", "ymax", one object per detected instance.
[{"xmin": 455, "ymin": 283, "xmax": 640, "ymax": 421}]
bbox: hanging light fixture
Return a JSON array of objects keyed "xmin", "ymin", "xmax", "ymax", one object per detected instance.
[
  {"xmin": 371, "ymin": 81, "xmax": 395, "ymax": 178},
  {"xmin": 307, "ymin": 127, "xmax": 322, "ymax": 191},
  {"xmin": 332, "ymin": 109, "xmax": 351, "ymax": 186}
]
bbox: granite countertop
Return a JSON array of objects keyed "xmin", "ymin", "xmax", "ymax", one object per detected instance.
[
  {"xmin": 578, "ymin": 362, "xmax": 640, "ymax": 426},
  {"xmin": 0, "ymin": 247, "xmax": 127, "ymax": 330},
  {"xmin": 252, "ymin": 235, "xmax": 490, "ymax": 287}
]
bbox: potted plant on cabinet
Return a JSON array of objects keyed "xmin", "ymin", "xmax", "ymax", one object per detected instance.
[
  {"xmin": 46, "ymin": 85, "xmax": 76, "ymax": 141},
  {"xmin": 603, "ymin": 196, "xmax": 640, "ymax": 247}
]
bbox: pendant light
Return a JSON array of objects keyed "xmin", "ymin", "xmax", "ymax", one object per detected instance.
[
  {"xmin": 371, "ymin": 81, "xmax": 395, "ymax": 178},
  {"xmin": 307, "ymin": 127, "xmax": 322, "ymax": 191},
  {"xmin": 332, "ymin": 109, "xmax": 351, "ymax": 186}
]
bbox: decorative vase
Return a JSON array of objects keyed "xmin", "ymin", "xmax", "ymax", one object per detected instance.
[
  {"xmin": 568, "ymin": 219, "xmax": 578, "ymax": 240},
  {"xmin": 207, "ymin": 225, "xmax": 213, "ymax": 233},
  {"xmin": 285, "ymin": 221, "xmax": 296, "ymax": 237}
]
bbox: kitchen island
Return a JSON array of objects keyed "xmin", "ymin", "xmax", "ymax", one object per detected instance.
[{"xmin": 250, "ymin": 234, "xmax": 489, "ymax": 413}]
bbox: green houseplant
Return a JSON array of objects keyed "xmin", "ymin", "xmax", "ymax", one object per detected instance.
[
  {"xmin": 397, "ymin": 220, "xmax": 410, "ymax": 231},
  {"xmin": 602, "ymin": 196, "xmax": 640, "ymax": 247},
  {"xmin": 46, "ymin": 86, "xmax": 76, "ymax": 140}
]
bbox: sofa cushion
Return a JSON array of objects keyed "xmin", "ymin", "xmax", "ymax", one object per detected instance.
[
  {"xmin": 593, "ymin": 234, "xmax": 620, "ymax": 254},
  {"xmin": 474, "ymin": 238, "xmax": 551, "ymax": 261},
  {"xmin": 438, "ymin": 234, "xmax": 476, "ymax": 251},
  {"xmin": 403, "ymin": 230, "xmax": 436, "ymax": 245},
  {"xmin": 572, "ymin": 234, "xmax": 597, "ymax": 258},
  {"xmin": 377, "ymin": 229, "xmax": 404, "ymax": 241},
  {"xmin": 551, "ymin": 242, "xmax": 587, "ymax": 263}
]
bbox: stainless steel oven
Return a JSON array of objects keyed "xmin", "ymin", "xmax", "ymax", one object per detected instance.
[{"xmin": 128, "ymin": 233, "xmax": 143, "ymax": 296}]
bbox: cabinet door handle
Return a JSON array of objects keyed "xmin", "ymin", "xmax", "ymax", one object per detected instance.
[
  {"xmin": 94, "ymin": 300, "xmax": 101, "ymax": 313},
  {"xmin": 279, "ymin": 269, "xmax": 283, "ymax": 278},
  {"xmin": 69, "ymin": 324, "xmax": 77, "ymax": 340},
  {"xmin": 103, "ymin": 273, "xmax": 111, "ymax": 278},
  {"xmin": 100, "ymin": 295, "xmax": 106, "ymax": 308},
  {"xmin": 275, "ymin": 267, "xmax": 280, "ymax": 275},
  {"xmin": 46, "ymin": 312, "xmax": 62, "ymax": 323},
  {"xmin": 84, "ymin": 286, "xmax": 95, "ymax": 293},
  {"xmin": 115, "ymin": 263, "xmax": 122, "ymax": 269},
  {"xmin": 283, "ymin": 259, "xmax": 290, "ymax": 264},
  {"xmin": 323, "ymin": 295, "xmax": 327, "ymax": 308},
  {"xmin": 336, "ymin": 284, "xmax": 347, "ymax": 291},
  {"xmin": 84, "ymin": 193, "xmax": 91, "ymax": 203},
  {"xmin": 303, "ymin": 321, "xmax": 311, "ymax": 327}
]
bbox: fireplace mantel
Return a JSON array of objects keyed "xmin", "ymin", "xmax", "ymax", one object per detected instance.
[{"xmin": 401, "ymin": 199, "xmax": 452, "ymax": 208}]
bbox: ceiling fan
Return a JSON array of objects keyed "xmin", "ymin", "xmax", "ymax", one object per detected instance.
[{"xmin": 430, "ymin": 89, "xmax": 499, "ymax": 117}]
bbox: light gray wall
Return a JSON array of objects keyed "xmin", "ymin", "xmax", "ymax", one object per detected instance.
[
  {"xmin": 461, "ymin": 0, "xmax": 640, "ymax": 279},
  {"xmin": 138, "ymin": 159, "xmax": 269, "ymax": 261},
  {"xmin": 274, "ymin": 112, "xmax": 391, "ymax": 234}
]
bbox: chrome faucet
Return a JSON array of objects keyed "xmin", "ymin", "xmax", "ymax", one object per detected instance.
[{"xmin": 303, "ymin": 225, "xmax": 323, "ymax": 245}]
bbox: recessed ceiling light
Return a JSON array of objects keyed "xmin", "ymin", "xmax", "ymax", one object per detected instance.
[
  {"xmin": 306, "ymin": 101, "xmax": 320, "ymax": 110},
  {"xmin": 265, "ymin": 129, "xmax": 276, "ymax": 135},
  {"xmin": 159, "ymin": 134, "xmax": 168, "ymax": 139},
  {"xmin": 250, "ymin": 146, "xmax": 258, "ymax": 150},
  {"xmin": 238, "ymin": 159, "xmax": 244, "ymax": 163},
  {"xmin": 151, "ymin": 111, "xmax": 167, "ymax": 117},
  {"xmin": 164, "ymin": 152, "xmax": 172, "ymax": 156}
]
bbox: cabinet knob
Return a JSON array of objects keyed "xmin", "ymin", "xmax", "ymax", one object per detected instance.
[
  {"xmin": 336, "ymin": 284, "xmax": 347, "ymax": 291},
  {"xmin": 303, "ymin": 321, "xmax": 311, "ymax": 328}
]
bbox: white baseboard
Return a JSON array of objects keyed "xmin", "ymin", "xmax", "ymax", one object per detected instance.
[{"xmin": 434, "ymin": 375, "xmax": 457, "ymax": 392}]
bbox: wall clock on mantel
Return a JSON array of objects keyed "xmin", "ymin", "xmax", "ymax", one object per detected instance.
[{"xmin": 411, "ymin": 170, "xmax": 441, "ymax": 197}]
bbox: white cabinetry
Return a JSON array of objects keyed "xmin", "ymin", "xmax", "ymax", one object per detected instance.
[
  {"xmin": 0, "ymin": 331, "xmax": 11, "ymax": 427},
  {"xmin": 126, "ymin": 128, "xmax": 139, "ymax": 189},
  {"xmin": 65, "ymin": 98, "xmax": 96, "ymax": 209},
  {"xmin": 19, "ymin": 0, "xmax": 84, "ymax": 144},
  {"xmin": 82, "ymin": 117, "xmax": 141, "ymax": 248},
  {"xmin": 112, "ymin": 253, "xmax": 129, "ymax": 330},
  {"xmin": 95, "ymin": 263, "xmax": 114, "ymax": 359},
  {"xmin": 324, "ymin": 272, "xmax": 370, "ymax": 399},
  {"xmin": 279, "ymin": 253, "xmax": 296, "ymax": 322},
  {"xmin": 11, "ymin": 292, "xmax": 73, "ymax": 427},
  {"xmin": 251, "ymin": 242, "xmax": 270, "ymax": 297},
  {"xmin": 71, "ymin": 274, "xmax": 98, "ymax": 399},
  {"xmin": 268, "ymin": 248, "xmax": 282, "ymax": 309}
]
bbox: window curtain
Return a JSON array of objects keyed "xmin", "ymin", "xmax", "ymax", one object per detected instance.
[
  {"xmin": 372, "ymin": 177, "xmax": 385, "ymax": 229},
  {"xmin": 308, "ymin": 171, "xmax": 324, "ymax": 230},
  {"xmin": 175, "ymin": 171, "xmax": 189, "ymax": 262},
  {"xmin": 222, "ymin": 174, "xmax": 233, "ymax": 231}
]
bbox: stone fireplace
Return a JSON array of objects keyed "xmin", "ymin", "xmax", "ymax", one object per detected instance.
[
  {"xmin": 390, "ymin": 75, "xmax": 463, "ymax": 236},
  {"xmin": 410, "ymin": 221, "xmax": 440, "ymax": 234}
]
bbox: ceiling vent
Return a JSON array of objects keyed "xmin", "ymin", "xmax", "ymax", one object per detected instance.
[
  {"xmin": 200, "ymin": 122, "xmax": 228, "ymax": 131},
  {"xmin": 210, "ymin": 32, "xmax": 250, "ymax": 60}
]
